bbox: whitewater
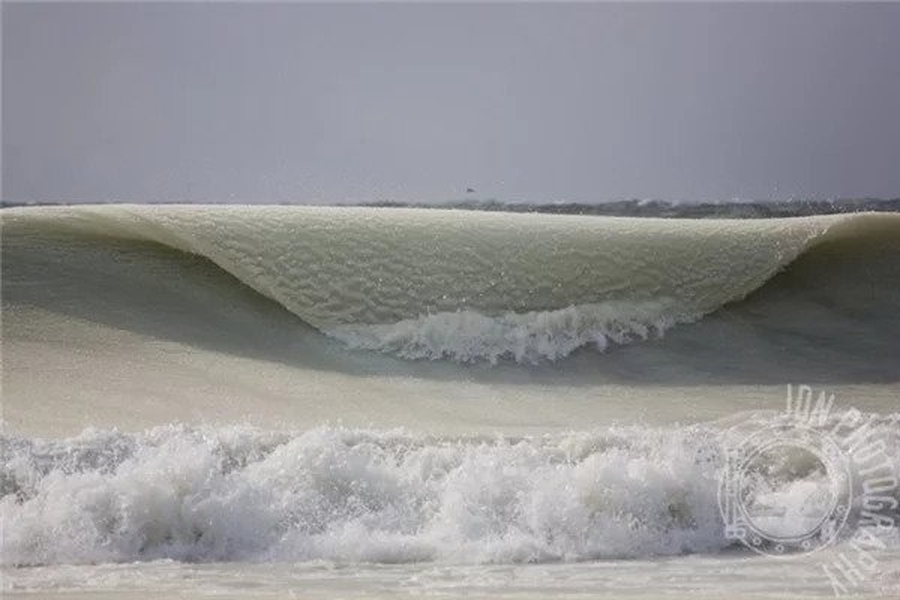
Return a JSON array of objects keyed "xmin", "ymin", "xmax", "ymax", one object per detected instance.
[{"xmin": 2, "ymin": 205, "xmax": 900, "ymax": 598}]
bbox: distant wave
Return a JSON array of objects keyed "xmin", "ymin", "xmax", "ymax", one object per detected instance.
[
  {"xmin": 3, "ymin": 205, "xmax": 898, "ymax": 363},
  {"xmin": 4, "ymin": 197, "xmax": 900, "ymax": 219},
  {"xmin": 360, "ymin": 197, "xmax": 900, "ymax": 219}
]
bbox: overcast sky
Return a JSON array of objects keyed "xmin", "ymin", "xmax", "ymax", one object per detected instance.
[{"xmin": 3, "ymin": 2, "xmax": 900, "ymax": 204}]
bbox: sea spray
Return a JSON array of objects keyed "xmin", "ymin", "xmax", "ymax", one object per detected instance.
[
  {"xmin": 3, "ymin": 424, "xmax": 730, "ymax": 565},
  {"xmin": 8, "ymin": 418, "xmax": 895, "ymax": 567}
]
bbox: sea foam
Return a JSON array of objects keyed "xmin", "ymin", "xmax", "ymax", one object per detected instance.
[
  {"xmin": 2, "ymin": 424, "xmax": 729, "ymax": 565},
  {"xmin": 326, "ymin": 301, "xmax": 691, "ymax": 363},
  {"xmin": 5, "ymin": 413, "xmax": 900, "ymax": 567}
]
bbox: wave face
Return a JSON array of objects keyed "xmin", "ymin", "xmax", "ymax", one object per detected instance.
[{"xmin": 4, "ymin": 205, "xmax": 898, "ymax": 363}]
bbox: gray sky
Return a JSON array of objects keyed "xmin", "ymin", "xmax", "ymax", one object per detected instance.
[{"xmin": 3, "ymin": 2, "xmax": 900, "ymax": 204}]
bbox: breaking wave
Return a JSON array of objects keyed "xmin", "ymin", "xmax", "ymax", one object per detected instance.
[
  {"xmin": 0, "ymin": 423, "xmax": 764, "ymax": 566},
  {"xmin": 4, "ymin": 415, "xmax": 897, "ymax": 567},
  {"xmin": 3, "ymin": 205, "xmax": 898, "ymax": 363}
]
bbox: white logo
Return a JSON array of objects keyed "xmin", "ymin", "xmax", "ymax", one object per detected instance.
[
  {"xmin": 719, "ymin": 417, "xmax": 852, "ymax": 555},
  {"xmin": 718, "ymin": 385, "xmax": 898, "ymax": 595}
]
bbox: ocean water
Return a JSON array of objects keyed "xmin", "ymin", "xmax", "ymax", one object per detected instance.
[{"xmin": 2, "ymin": 205, "xmax": 899, "ymax": 598}]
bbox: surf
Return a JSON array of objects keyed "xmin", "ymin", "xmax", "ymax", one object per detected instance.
[
  {"xmin": 2, "ymin": 204, "xmax": 899, "ymax": 583},
  {"xmin": 4, "ymin": 413, "xmax": 897, "ymax": 567}
]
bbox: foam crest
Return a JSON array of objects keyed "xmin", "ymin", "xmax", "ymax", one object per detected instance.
[{"xmin": 326, "ymin": 301, "xmax": 693, "ymax": 363}]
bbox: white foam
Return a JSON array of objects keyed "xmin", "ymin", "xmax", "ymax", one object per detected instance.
[
  {"xmin": 5, "ymin": 417, "xmax": 899, "ymax": 567},
  {"xmin": 2, "ymin": 424, "xmax": 729, "ymax": 566},
  {"xmin": 326, "ymin": 301, "xmax": 693, "ymax": 363}
]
